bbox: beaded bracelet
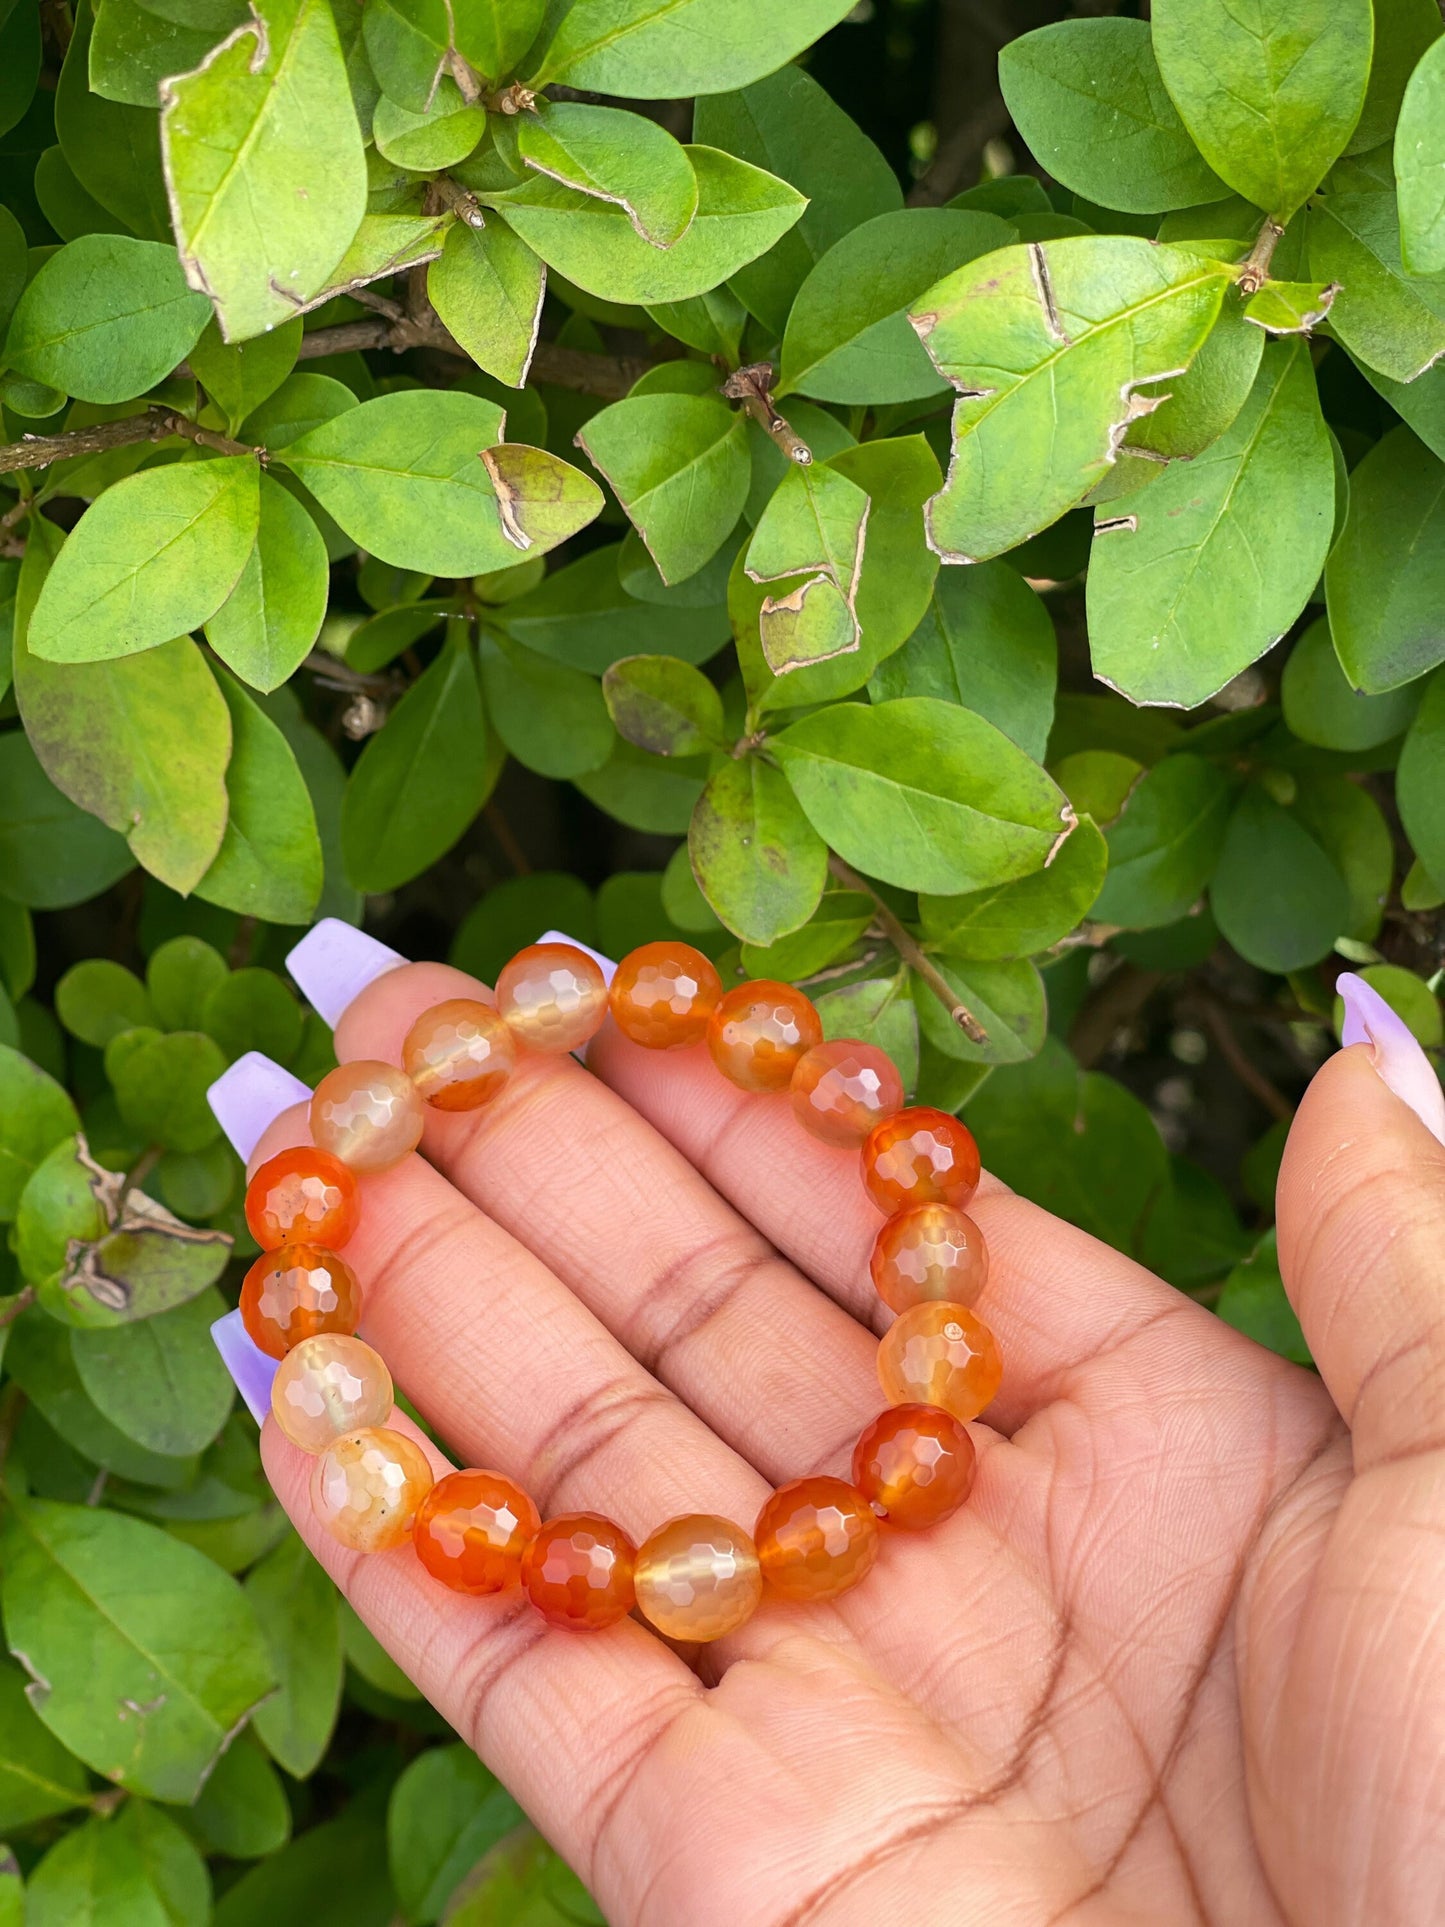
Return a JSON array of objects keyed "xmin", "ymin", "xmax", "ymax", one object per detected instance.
[{"xmin": 240, "ymin": 941, "xmax": 1000, "ymax": 1643}]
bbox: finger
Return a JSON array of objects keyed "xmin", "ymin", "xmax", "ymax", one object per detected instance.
[{"xmin": 1278, "ymin": 980, "xmax": 1445, "ymax": 1467}]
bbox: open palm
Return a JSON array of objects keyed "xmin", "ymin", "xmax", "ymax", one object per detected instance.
[{"xmin": 248, "ymin": 955, "xmax": 1445, "ymax": 1926}]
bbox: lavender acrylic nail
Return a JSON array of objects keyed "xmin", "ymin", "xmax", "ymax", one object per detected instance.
[
  {"xmin": 207, "ymin": 1054, "xmax": 310, "ymax": 1163},
  {"xmin": 1338, "ymin": 971, "xmax": 1445, "ymax": 1144},
  {"xmin": 286, "ymin": 919, "xmax": 406, "ymax": 1028},
  {"xmin": 211, "ymin": 1308, "xmax": 279, "ymax": 1425}
]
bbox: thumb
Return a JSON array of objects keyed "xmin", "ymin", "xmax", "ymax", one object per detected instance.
[{"xmin": 1277, "ymin": 975, "xmax": 1445, "ymax": 1469}]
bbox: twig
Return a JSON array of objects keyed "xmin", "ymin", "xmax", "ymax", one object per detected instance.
[
  {"xmin": 434, "ymin": 176, "xmax": 487, "ymax": 229},
  {"xmin": 0, "ymin": 406, "xmax": 261, "ymax": 475},
  {"xmin": 721, "ymin": 364, "xmax": 813, "ymax": 466},
  {"xmin": 0, "ymin": 1287, "xmax": 35, "ymax": 1330},
  {"xmin": 1194, "ymin": 996, "xmax": 1295, "ymax": 1122},
  {"xmin": 1068, "ymin": 961, "xmax": 1164, "ymax": 1068},
  {"xmin": 1238, "ymin": 218, "xmax": 1286, "ymax": 295},
  {"xmin": 288, "ymin": 315, "xmax": 653, "ymax": 399},
  {"xmin": 827, "ymin": 855, "xmax": 988, "ymax": 1044}
]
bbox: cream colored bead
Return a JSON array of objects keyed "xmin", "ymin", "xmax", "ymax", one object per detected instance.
[
  {"xmin": 271, "ymin": 1334, "xmax": 393, "ymax": 1453},
  {"xmin": 311, "ymin": 1427, "xmax": 433, "ymax": 1551},
  {"xmin": 634, "ymin": 1514, "xmax": 762, "ymax": 1642}
]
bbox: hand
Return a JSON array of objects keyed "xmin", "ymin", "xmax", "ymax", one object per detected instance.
[{"xmin": 229, "ymin": 940, "xmax": 1445, "ymax": 1927}]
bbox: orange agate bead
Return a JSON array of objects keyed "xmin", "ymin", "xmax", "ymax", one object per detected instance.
[
  {"xmin": 245, "ymin": 1145, "xmax": 360, "ymax": 1251},
  {"xmin": 521, "ymin": 1513, "xmax": 637, "ymax": 1630},
  {"xmin": 311, "ymin": 1426, "xmax": 433, "ymax": 1552},
  {"xmin": 870, "ymin": 1203, "xmax": 989, "ymax": 1315},
  {"xmin": 310, "ymin": 1060, "xmax": 425, "ymax": 1172},
  {"xmin": 790, "ymin": 1038, "xmax": 903, "ymax": 1146},
  {"xmin": 755, "ymin": 1477, "xmax": 879, "ymax": 1602},
  {"xmin": 496, "ymin": 942, "xmax": 609, "ymax": 1053},
  {"xmin": 610, "ymin": 941, "xmax": 722, "ymax": 1049},
  {"xmin": 414, "ymin": 1469, "xmax": 540, "ymax": 1595},
  {"xmin": 706, "ymin": 980, "xmax": 823, "ymax": 1092},
  {"xmin": 402, "ymin": 998, "xmax": 516, "ymax": 1111},
  {"xmin": 877, "ymin": 1300, "xmax": 1002, "ymax": 1424},
  {"xmin": 852, "ymin": 1404, "xmax": 977, "ymax": 1529},
  {"xmin": 240, "ymin": 1244, "xmax": 362, "ymax": 1359},
  {"xmin": 634, "ymin": 1514, "xmax": 763, "ymax": 1641},
  {"xmin": 861, "ymin": 1107, "xmax": 981, "ymax": 1215},
  {"xmin": 271, "ymin": 1333, "xmax": 393, "ymax": 1452}
]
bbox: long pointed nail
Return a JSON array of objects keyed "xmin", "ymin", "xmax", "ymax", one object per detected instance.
[
  {"xmin": 211, "ymin": 1308, "xmax": 278, "ymax": 1426},
  {"xmin": 286, "ymin": 919, "xmax": 405, "ymax": 1027},
  {"xmin": 1338, "ymin": 971, "xmax": 1445, "ymax": 1144},
  {"xmin": 540, "ymin": 928, "xmax": 617, "ymax": 986},
  {"xmin": 208, "ymin": 1053, "xmax": 310, "ymax": 1163}
]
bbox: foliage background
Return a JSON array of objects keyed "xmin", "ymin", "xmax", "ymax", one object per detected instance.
[{"xmin": 0, "ymin": 0, "xmax": 1443, "ymax": 1918}]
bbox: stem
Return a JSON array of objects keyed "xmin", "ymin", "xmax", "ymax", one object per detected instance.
[
  {"xmin": 0, "ymin": 1287, "xmax": 35, "ymax": 1330},
  {"xmin": 119, "ymin": 1145, "xmax": 161, "ymax": 1207},
  {"xmin": 722, "ymin": 364, "xmax": 813, "ymax": 466},
  {"xmin": 827, "ymin": 855, "xmax": 989, "ymax": 1045},
  {"xmin": 287, "ymin": 315, "xmax": 652, "ymax": 400},
  {"xmin": 1238, "ymin": 218, "xmax": 1285, "ymax": 295},
  {"xmin": 0, "ymin": 406, "xmax": 261, "ymax": 476},
  {"xmin": 434, "ymin": 175, "xmax": 487, "ymax": 229},
  {"xmin": 1195, "ymin": 996, "xmax": 1295, "ymax": 1122}
]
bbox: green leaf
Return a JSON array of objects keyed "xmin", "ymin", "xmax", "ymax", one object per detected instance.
[
  {"xmin": 342, "ymin": 625, "xmax": 492, "ymax": 893},
  {"xmin": 1326, "ymin": 426, "xmax": 1445, "ymax": 692},
  {"xmin": 1000, "ymin": 19, "xmax": 1226, "ymax": 215},
  {"xmin": 602, "ymin": 654, "xmax": 725, "ymax": 757},
  {"xmin": 518, "ymin": 100, "xmax": 696, "ymax": 248},
  {"xmin": 71, "ymin": 1288, "xmax": 233, "ymax": 1457},
  {"xmin": 914, "ymin": 955, "xmax": 1047, "ymax": 1066},
  {"xmin": 111, "ymin": 1028, "xmax": 227, "ymax": 1152},
  {"xmin": 205, "ymin": 471, "xmax": 328, "ymax": 693},
  {"xmin": 294, "ymin": 211, "xmax": 452, "ymax": 318},
  {"xmin": 576, "ymin": 393, "xmax": 748, "ymax": 585},
  {"xmin": 245, "ymin": 1534, "xmax": 342, "ymax": 1779},
  {"xmin": 0, "ymin": 734, "xmax": 133, "ymax": 910},
  {"xmin": 1293, "ymin": 769, "xmax": 1393, "ymax": 943},
  {"xmin": 372, "ymin": 85, "xmax": 486, "ymax": 171},
  {"xmin": 815, "ymin": 976, "xmax": 919, "ymax": 1096},
  {"xmin": 1092, "ymin": 753, "xmax": 1235, "ymax": 928},
  {"xmin": 280, "ymin": 392, "xmax": 601, "ymax": 575},
  {"xmin": 6, "ymin": 1308, "xmax": 195, "ymax": 1480},
  {"xmin": 1281, "ymin": 613, "xmax": 1421, "ymax": 749},
  {"xmin": 451, "ymin": 873, "xmax": 597, "ymax": 983},
  {"xmin": 1396, "ymin": 36, "xmax": 1445, "ymax": 273},
  {"xmin": 919, "ymin": 817, "xmax": 1107, "ymax": 961},
  {"xmin": 4, "ymin": 236, "xmax": 211, "ymax": 404},
  {"xmin": 574, "ymin": 737, "xmax": 706, "ymax": 834},
  {"xmin": 1242, "ymin": 278, "xmax": 1341, "ymax": 334},
  {"xmin": 428, "ymin": 216, "xmax": 545, "ymax": 389},
  {"xmin": 772, "ymin": 697, "xmax": 1073, "ymax": 897},
  {"xmin": 483, "ymin": 146, "xmax": 804, "ymax": 305},
  {"xmin": 531, "ymin": 0, "xmax": 857, "ymax": 96},
  {"xmin": 744, "ymin": 462, "xmax": 870, "ymax": 672},
  {"xmin": 26, "ymin": 1799, "xmax": 211, "ymax": 1927},
  {"xmin": 477, "ymin": 631, "xmax": 613, "ymax": 778},
  {"xmin": 1353, "ymin": 354, "xmax": 1445, "ymax": 463},
  {"xmin": 388, "ymin": 1744, "xmax": 523, "ymax": 1925},
  {"xmin": 202, "ymin": 965, "xmax": 303, "ymax": 1063},
  {"xmin": 1310, "ymin": 158, "xmax": 1445, "ymax": 382},
  {"xmin": 56, "ymin": 3, "xmax": 170, "ymax": 240},
  {"xmin": 687, "ymin": 756, "xmax": 826, "ymax": 945},
  {"xmin": 90, "ymin": 0, "xmax": 246, "ymax": 108},
  {"xmin": 213, "ymin": 1798, "xmax": 395, "ymax": 1926},
  {"xmin": 867, "ymin": 563, "xmax": 1055, "ymax": 760},
  {"xmin": 184, "ymin": 1730, "xmax": 291, "ymax": 1860},
  {"xmin": 0, "ymin": 901, "xmax": 34, "ymax": 1001},
  {"xmin": 738, "ymin": 886, "xmax": 872, "ymax": 979},
  {"xmin": 195, "ymin": 670, "xmax": 323, "ymax": 923},
  {"xmin": 1398, "ymin": 665, "xmax": 1445, "ymax": 889},
  {"xmin": 30, "ymin": 456, "xmax": 261, "ymax": 665},
  {"xmin": 1125, "ymin": 296, "xmax": 1264, "ymax": 461},
  {"xmin": 1151, "ymin": 0, "xmax": 1373, "ymax": 220},
  {"xmin": 1086, "ymin": 339, "xmax": 1333, "ymax": 707},
  {"xmin": 1352, "ymin": 0, "xmax": 1443, "ymax": 154},
  {"xmin": 188, "ymin": 316, "xmax": 302, "ymax": 435},
  {"xmin": 146, "ymin": 937, "xmax": 230, "ymax": 1033},
  {"xmin": 779, "ymin": 209, "xmax": 1012, "ymax": 405},
  {"xmin": 56, "ymin": 959, "xmax": 155, "ymax": 1047},
  {"xmin": 496, "ymin": 543, "xmax": 728, "ymax": 670},
  {"xmin": 1209, "ymin": 782, "xmax": 1349, "ymax": 970},
  {"xmin": 1217, "ymin": 1229, "xmax": 1310, "ymax": 1363},
  {"xmin": 160, "ymin": 0, "xmax": 368, "ymax": 342},
  {"xmin": 914, "ymin": 237, "xmax": 1230, "ymax": 562},
  {"xmin": 1, "ymin": 1495, "xmax": 276, "ymax": 1801},
  {"xmin": 693, "ymin": 63, "xmax": 902, "ymax": 336},
  {"xmin": 0, "ymin": 0, "xmax": 39, "ymax": 141},
  {"xmin": 0, "ymin": 1659, "xmax": 90, "ymax": 1831}
]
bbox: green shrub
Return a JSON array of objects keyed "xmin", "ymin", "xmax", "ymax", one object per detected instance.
[{"xmin": 0, "ymin": 0, "xmax": 1441, "ymax": 1916}]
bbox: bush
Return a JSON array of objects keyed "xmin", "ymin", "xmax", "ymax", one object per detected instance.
[{"xmin": 0, "ymin": 0, "xmax": 1441, "ymax": 1916}]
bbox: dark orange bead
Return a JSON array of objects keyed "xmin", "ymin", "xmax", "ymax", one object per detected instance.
[
  {"xmin": 790, "ymin": 1038, "xmax": 903, "ymax": 1147},
  {"xmin": 413, "ymin": 1469, "xmax": 540, "ymax": 1595},
  {"xmin": 522, "ymin": 1513, "xmax": 637, "ymax": 1631},
  {"xmin": 610, "ymin": 941, "xmax": 723, "ymax": 1050},
  {"xmin": 240, "ymin": 1244, "xmax": 362, "ymax": 1359},
  {"xmin": 245, "ymin": 1146, "xmax": 361, "ymax": 1251},
  {"xmin": 870, "ymin": 1203, "xmax": 989, "ymax": 1315},
  {"xmin": 755, "ymin": 1477, "xmax": 880, "ymax": 1602},
  {"xmin": 402, "ymin": 998, "xmax": 516, "ymax": 1111},
  {"xmin": 861, "ymin": 1107, "xmax": 981, "ymax": 1215},
  {"xmin": 852, "ymin": 1404, "xmax": 977, "ymax": 1529},
  {"xmin": 706, "ymin": 980, "xmax": 823, "ymax": 1092}
]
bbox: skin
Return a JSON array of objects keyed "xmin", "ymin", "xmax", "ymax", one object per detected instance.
[{"xmin": 251, "ymin": 959, "xmax": 1445, "ymax": 1927}]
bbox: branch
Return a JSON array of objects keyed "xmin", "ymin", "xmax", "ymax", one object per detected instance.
[
  {"xmin": 827, "ymin": 855, "xmax": 989, "ymax": 1045},
  {"xmin": 288, "ymin": 314, "xmax": 654, "ymax": 400},
  {"xmin": 0, "ymin": 406, "xmax": 261, "ymax": 476},
  {"xmin": 1193, "ymin": 995, "xmax": 1296, "ymax": 1122},
  {"xmin": 721, "ymin": 363, "xmax": 813, "ymax": 466},
  {"xmin": 1238, "ymin": 218, "xmax": 1286, "ymax": 295}
]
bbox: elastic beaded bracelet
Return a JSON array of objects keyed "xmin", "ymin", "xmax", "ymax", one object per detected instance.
[{"xmin": 241, "ymin": 940, "xmax": 998, "ymax": 1642}]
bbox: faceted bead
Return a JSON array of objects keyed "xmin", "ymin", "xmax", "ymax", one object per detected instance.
[
  {"xmin": 634, "ymin": 1515, "xmax": 763, "ymax": 1642},
  {"xmin": 271, "ymin": 1333, "xmax": 392, "ymax": 1451},
  {"xmin": 877, "ymin": 1300, "xmax": 1002, "ymax": 1424},
  {"xmin": 521, "ymin": 1513, "xmax": 637, "ymax": 1631},
  {"xmin": 706, "ymin": 981, "xmax": 823, "ymax": 1093},
  {"xmin": 311, "ymin": 1426, "xmax": 433, "ymax": 1552},
  {"xmin": 790, "ymin": 1039, "xmax": 903, "ymax": 1147},
  {"xmin": 245, "ymin": 1145, "xmax": 360, "ymax": 1251},
  {"xmin": 495, "ymin": 943, "xmax": 609, "ymax": 1054},
  {"xmin": 414, "ymin": 1469, "xmax": 540, "ymax": 1595},
  {"xmin": 870, "ymin": 1203, "xmax": 989, "ymax": 1315},
  {"xmin": 240, "ymin": 1244, "xmax": 362, "ymax": 1359},
  {"xmin": 861, "ymin": 1107, "xmax": 981, "ymax": 1215},
  {"xmin": 402, "ymin": 998, "xmax": 516, "ymax": 1111},
  {"xmin": 310, "ymin": 1060, "xmax": 425, "ymax": 1172},
  {"xmin": 755, "ymin": 1477, "xmax": 879, "ymax": 1603},
  {"xmin": 610, "ymin": 941, "xmax": 723, "ymax": 1050},
  {"xmin": 852, "ymin": 1404, "xmax": 977, "ymax": 1529}
]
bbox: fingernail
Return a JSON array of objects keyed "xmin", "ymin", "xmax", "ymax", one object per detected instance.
[
  {"xmin": 1338, "ymin": 972, "xmax": 1445, "ymax": 1144},
  {"xmin": 540, "ymin": 928, "xmax": 617, "ymax": 987},
  {"xmin": 211, "ymin": 1307, "xmax": 278, "ymax": 1426},
  {"xmin": 286, "ymin": 918, "xmax": 406, "ymax": 1027},
  {"xmin": 207, "ymin": 1052, "xmax": 311, "ymax": 1162}
]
